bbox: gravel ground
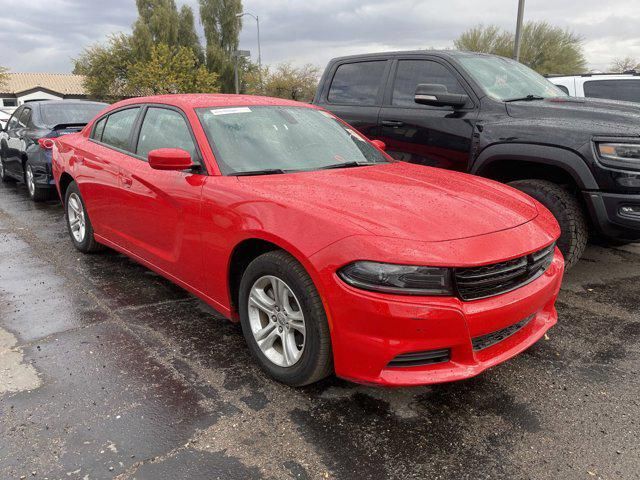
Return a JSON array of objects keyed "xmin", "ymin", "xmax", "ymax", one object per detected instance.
[{"xmin": 0, "ymin": 181, "xmax": 638, "ymax": 480}]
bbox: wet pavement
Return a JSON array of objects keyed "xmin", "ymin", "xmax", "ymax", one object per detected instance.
[{"xmin": 0, "ymin": 180, "xmax": 639, "ymax": 480}]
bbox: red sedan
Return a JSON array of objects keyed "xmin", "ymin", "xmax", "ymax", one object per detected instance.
[{"xmin": 52, "ymin": 95, "xmax": 564, "ymax": 386}]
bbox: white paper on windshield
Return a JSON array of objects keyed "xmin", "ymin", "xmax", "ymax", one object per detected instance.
[{"xmin": 211, "ymin": 107, "xmax": 252, "ymax": 115}]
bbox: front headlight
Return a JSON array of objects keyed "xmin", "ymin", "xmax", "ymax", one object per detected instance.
[
  {"xmin": 597, "ymin": 143, "xmax": 640, "ymax": 170},
  {"xmin": 338, "ymin": 261, "xmax": 453, "ymax": 296}
]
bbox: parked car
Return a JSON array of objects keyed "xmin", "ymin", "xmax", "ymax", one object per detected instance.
[
  {"xmin": 0, "ymin": 100, "xmax": 107, "ymax": 201},
  {"xmin": 52, "ymin": 94, "xmax": 563, "ymax": 387},
  {"xmin": 313, "ymin": 51, "xmax": 640, "ymax": 268},
  {"xmin": 548, "ymin": 72, "xmax": 640, "ymax": 103}
]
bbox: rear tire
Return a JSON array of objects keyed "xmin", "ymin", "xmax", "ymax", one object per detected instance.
[
  {"xmin": 25, "ymin": 164, "xmax": 52, "ymax": 202},
  {"xmin": 238, "ymin": 250, "xmax": 333, "ymax": 386},
  {"xmin": 509, "ymin": 179, "xmax": 588, "ymax": 269},
  {"xmin": 64, "ymin": 181, "xmax": 103, "ymax": 253}
]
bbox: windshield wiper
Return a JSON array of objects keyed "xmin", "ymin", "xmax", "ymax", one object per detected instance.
[
  {"xmin": 234, "ymin": 168, "xmax": 288, "ymax": 176},
  {"xmin": 504, "ymin": 94, "xmax": 546, "ymax": 102},
  {"xmin": 317, "ymin": 161, "xmax": 377, "ymax": 170}
]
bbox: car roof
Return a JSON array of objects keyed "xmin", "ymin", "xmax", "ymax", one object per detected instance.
[
  {"xmin": 22, "ymin": 100, "xmax": 108, "ymax": 107},
  {"xmin": 112, "ymin": 94, "xmax": 313, "ymax": 110},
  {"xmin": 326, "ymin": 49, "xmax": 501, "ymax": 63}
]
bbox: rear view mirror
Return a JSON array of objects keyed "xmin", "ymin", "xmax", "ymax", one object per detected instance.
[
  {"xmin": 371, "ymin": 139, "xmax": 386, "ymax": 151},
  {"xmin": 148, "ymin": 148, "xmax": 195, "ymax": 171},
  {"xmin": 414, "ymin": 84, "xmax": 469, "ymax": 108}
]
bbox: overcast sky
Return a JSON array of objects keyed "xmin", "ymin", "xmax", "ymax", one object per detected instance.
[{"xmin": 0, "ymin": 0, "xmax": 639, "ymax": 73}]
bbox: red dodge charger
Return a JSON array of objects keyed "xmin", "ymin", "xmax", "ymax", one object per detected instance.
[{"xmin": 52, "ymin": 94, "xmax": 564, "ymax": 387}]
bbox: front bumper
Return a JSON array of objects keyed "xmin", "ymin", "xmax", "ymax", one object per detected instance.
[
  {"xmin": 322, "ymin": 249, "xmax": 564, "ymax": 387},
  {"xmin": 584, "ymin": 191, "xmax": 640, "ymax": 241}
]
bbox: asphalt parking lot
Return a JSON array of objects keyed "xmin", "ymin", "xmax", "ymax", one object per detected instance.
[{"xmin": 0, "ymin": 181, "xmax": 638, "ymax": 480}]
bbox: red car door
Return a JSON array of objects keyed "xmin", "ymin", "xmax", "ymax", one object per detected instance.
[
  {"xmin": 116, "ymin": 106, "xmax": 206, "ymax": 290},
  {"xmin": 77, "ymin": 107, "xmax": 142, "ymax": 243}
]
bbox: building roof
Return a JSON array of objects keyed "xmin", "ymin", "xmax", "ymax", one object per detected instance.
[{"xmin": 0, "ymin": 73, "xmax": 87, "ymax": 95}]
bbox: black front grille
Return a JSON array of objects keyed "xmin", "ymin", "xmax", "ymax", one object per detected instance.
[
  {"xmin": 387, "ymin": 348, "xmax": 450, "ymax": 368},
  {"xmin": 454, "ymin": 243, "xmax": 555, "ymax": 301},
  {"xmin": 472, "ymin": 314, "xmax": 535, "ymax": 351}
]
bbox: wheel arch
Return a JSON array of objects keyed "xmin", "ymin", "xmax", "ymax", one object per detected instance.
[
  {"xmin": 226, "ymin": 234, "xmax": 327, "ymax": 321},
  {"xmin": 471, "ymin": 143, "xmax": 599, "ymax": 191},
  {"xmin": 58, "ymin": 172, "xmax": 75, "ymax": 204}
]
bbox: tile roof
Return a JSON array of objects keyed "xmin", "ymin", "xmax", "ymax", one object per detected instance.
[{"xmin": 0, "ymin": 73, "xmax": 87, "ymax": 95}]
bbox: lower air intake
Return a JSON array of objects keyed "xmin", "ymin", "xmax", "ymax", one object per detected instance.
[
  {"xmin": 472, "ymin": 314, "xmax": 535, "ymax": 351},
  {"xmin": 387, "ymin": 348, "xmax": 451, "ymax": 368}
]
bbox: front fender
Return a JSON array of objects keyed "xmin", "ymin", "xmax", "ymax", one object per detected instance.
[{"xmin": 471, "ymin": 143, "xmax": 599, "ymax": 190}]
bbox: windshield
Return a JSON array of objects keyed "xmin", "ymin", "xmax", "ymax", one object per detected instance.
[
  {"xmin": 41, "ymin": 103, "xmax": 106, "ymax": 127},
  {"xmin": 196, "ymin": 106, "xmax": 389, "ymax": 175},
  {"xmin": 458, "ymin": 55, "xmax": 566, "ymax": 102}
]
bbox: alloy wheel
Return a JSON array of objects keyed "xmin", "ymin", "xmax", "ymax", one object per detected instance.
[
  {"xmin": 25, "ymin": 166, "xmax": 35, "ymax": 197},
  {"xmin": 67, "ymin": 193, "xmax": 87, "ymax": 243},
  {"xmin": 248, "ymin": 275, "xmax": 306, "ymax": 367}
]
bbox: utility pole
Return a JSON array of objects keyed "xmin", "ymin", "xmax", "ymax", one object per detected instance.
[
  {"xmin": 237, "ymin": 12, "xmax": 262, "ymax": 90},
  {"xmin": 513, "ymin": 0, "xmax": 525, "ymax": 62},
  {"xmin": 233, "ymin": 50, "xmax": 251, "ymax": 94}
]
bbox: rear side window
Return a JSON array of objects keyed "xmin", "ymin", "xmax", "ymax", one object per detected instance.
[
  {"xmin": 101, "ymin": 108, "xmax": 140, "ymax": 151},
  {"xmin": 92, "ymin": 117, "xmax": 107, "ymax": 141},
  {"xmin": 584, "ymin": 80, "xmax": 640, "ymax": 103},
  {"xmin": 328, "ymin": 61, "xmax": 387, "ymax": 105},
  {"xmin": 392, "ymin": 60, "xmax": 466, "ymax": 107},
  {"xmin": 136, "ymin": 108, "xmax": 197, "ymax": 160},
  {"xmin": 6, "ymin": 108, "xmax": 22, "ymax": 130},
  {"xmin": 555, "ymin": 85, "xmax": 570, "ymax": 95}
]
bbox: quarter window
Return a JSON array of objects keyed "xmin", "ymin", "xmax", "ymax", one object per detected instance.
[
  {"xmin": 101, "ymin": 108, "xmax": 140, "ymax": 151},
  {"xmin": 136, "ymin": 108, "xmax": 197, "ymax": 160},
  {"xmin": 555, "ymin": 85, "xmax": 570, "ymax": 95},
  {"xmin": 328, "ymin": 61, "xmax": 387, "ymax": 105},
  {"xmin": 392, "ymin": 60, "xmax": 466, "ymax": 107},
  {"xmin": 91, "ymin": 117, "xmax": 107, "ymax": 141},
  {"xmin": 583, "ymin": 79, "xmax": 640, "ymax": 103},
  {"xmin": 18, "ymin": 108, "xmax": 32, "ymax": 127}
]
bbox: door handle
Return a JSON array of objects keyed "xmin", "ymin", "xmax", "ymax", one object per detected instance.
[{"xmin": 381, "ymin": 120, "xmax": 405, "ymax": 128}]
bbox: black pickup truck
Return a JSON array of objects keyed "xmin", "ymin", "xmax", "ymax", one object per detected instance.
[{"xmin": 313, "ymin": 50, "xmax": 640, "ymax": 268}]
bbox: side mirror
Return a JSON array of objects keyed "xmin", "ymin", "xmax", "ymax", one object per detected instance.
[
  {"xmin": 414, "ymin": 84, "xmax": 469, "ymax": 108},
  {"xmin": 371, "ymin": 139, "xmax": 386, "ymax": 151},
  {"xmin": 148, "ymin": 148, "xmax": 195, "ymax": 171}
]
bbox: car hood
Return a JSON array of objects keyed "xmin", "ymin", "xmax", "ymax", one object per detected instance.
[
  {"xmin": 237, "ymin": 162, "xmax": 538, "ymax": 242},
  {"xmin": 506, "ymin": 97, "xmax": 640, "ymax": 136}
]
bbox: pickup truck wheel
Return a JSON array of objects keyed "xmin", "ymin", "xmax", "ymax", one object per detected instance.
[
  {"xmin": 509, "ymin": 179, "xmax": 588, "ymax": 269},
  {"xmin": 238, "ymin": 250, "xmax": 333, "ymax": 386}
]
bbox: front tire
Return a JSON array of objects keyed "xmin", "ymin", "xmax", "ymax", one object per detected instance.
[
  {"xmin": 64, "ymin": 181, "xmax": 103, "ymax": 253},
  {"xmin": 239, "ymin": 250, "xmax": 333, "ymax": 386},
  {"xmin": 509, "ymin": 179, "xmax": 588, "ymax": 269}
]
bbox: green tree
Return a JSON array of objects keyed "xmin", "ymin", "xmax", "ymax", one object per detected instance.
[
  {"xmin": 454, "ymin": 22, "xmax": 587, "ymax": 74},
  {"xmin": 131, "ymin": 0, "xmax": 180, "ymax": 59},
  {"xmin": 128, "ymin": 44, "xmax": 218, "ymax": 95},
  {"xmin": 245, "ymin": 63, "xmax": 320, "ymax": 102},
  {"xmin": 178, "ymin": 5, "xmax": 204, "ymax": 64},
  {"xmin": 610, "ymin": 56, "xmax": 639, "ymax": 73},
  {"xmin": 199, "ymin": 0, "xmax": 243, "ymax": 92},
  {"xmin": 73, "ymin": 33, "xmax": 137, "ymax": 100}
]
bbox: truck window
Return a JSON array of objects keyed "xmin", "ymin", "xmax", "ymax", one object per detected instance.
[
  {"xmin": 555, "ymin": 85, "xmax": 569, "ymax": 95},
  {"xmin": 392, "ymin": 60, "xmax": 467, "ymax": 107},
  {"xmin": 583, "ymin": 80, "xmax": 640, "ymax": 103},
  {"xmin": 328, "ymin": 61, "xmax": 387, "ymax": 106}
]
